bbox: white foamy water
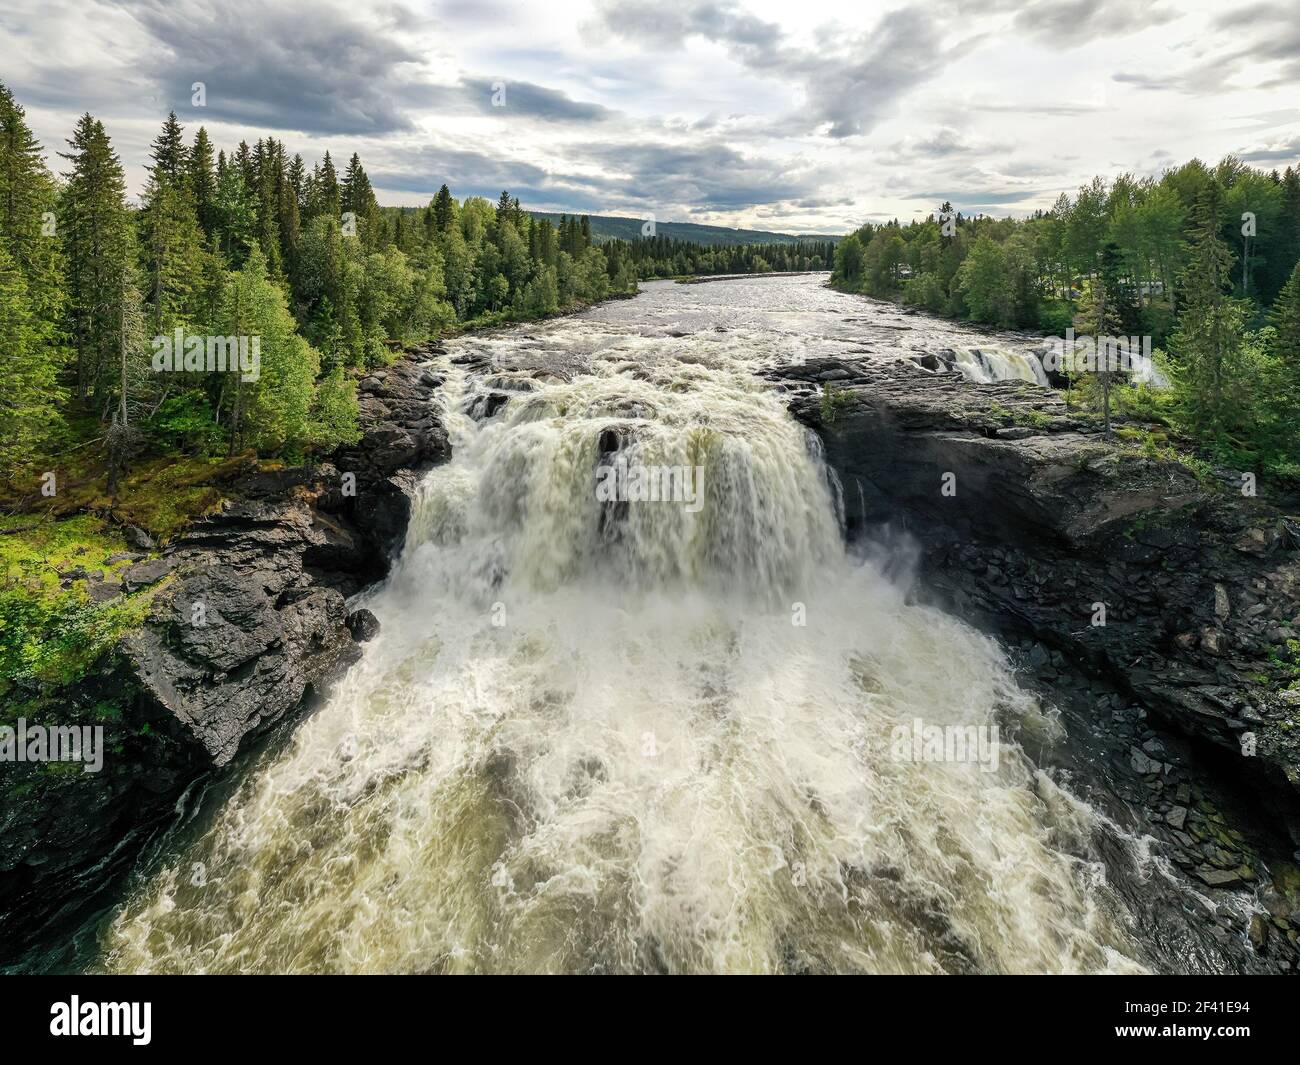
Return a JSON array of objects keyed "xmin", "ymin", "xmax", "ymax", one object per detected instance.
[
  {"xmin": 101, "ymin": 277, "xmax": 1145, "ymax": 974},
  {"xmin": 947, "ymin": 347, "xmax": 1050, "ymax": 386}
]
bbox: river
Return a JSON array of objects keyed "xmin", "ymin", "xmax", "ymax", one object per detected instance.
[{"xmin": 91, "ymin": 276, "xmax": 1192, "ymax": 973}]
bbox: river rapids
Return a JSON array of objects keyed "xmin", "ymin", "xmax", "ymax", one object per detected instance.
[{"xmin": 99, "ymin": 277, "xmax": 1165, "ymax": 974}]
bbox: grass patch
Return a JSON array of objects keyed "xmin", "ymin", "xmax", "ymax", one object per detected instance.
[
  {"xmin": 2, "ymin": 451, "xmax": 251, "ymax": 542},
  {"xmin": 0, "ymin": 514, "xmax": 170, "ymax": 724},
  {"xmin": 820, "ymin": 383, "xmax": 852, "ymax": 425}
]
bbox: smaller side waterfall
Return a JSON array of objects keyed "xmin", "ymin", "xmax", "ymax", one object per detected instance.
[{"xmin": 946, "ymin": 347, "xmax": 1049, "ymax": 386}]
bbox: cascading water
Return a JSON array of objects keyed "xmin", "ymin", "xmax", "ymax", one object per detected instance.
[
  {"xmin": 947, "ymin": 346, "xmax": 1050, "ymax": 386},
  {"xmin": 98, "ymin": 278, "xmax": 1151, "ymax": 974}
]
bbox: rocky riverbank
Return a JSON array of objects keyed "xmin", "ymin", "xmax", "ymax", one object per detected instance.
[
  {"xmin": 0, "ymin": 350, "xmax": 449, "ymax": 965},
  {"xmin": 777, "ymin": 355, "xmax": 1300, "ymax": 970},
  {"xmin": 7, "ymin": 289, "xmax": 1299, "ymax": 973}
]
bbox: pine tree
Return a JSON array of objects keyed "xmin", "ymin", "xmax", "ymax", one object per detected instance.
[
  {"xmin": 1169, "ymin": 185, "xmax": 1253, "ymax": 445},
  {"xmin": 0, "ymin": 244, "xmax": 64, "ymax": 480},
  {"xmin": 150, "ymin": 112, "xmax": 188, "ymax": 187},
  {"xmin": 433, "ymin": 184, "xmax": 454, "ymax": 233},
  {"xmin": 341, "ymin": 153, "xmax": 375, "ymax": 215},
  {"xmin": 0, "ymin": 82, "xmax": 65, "ymax": 326},
  {"xmin": 59, "ymin": 113, "xmax": 136, "ymax": 402},
  {"xmin": 213, "ymin": 161, "xmax": 257, "ymax": 264},
  {"xmin": 139, "ymin": 113, "xmax": 208, "ymax": 333},
  {"xmin": 278, "ymin": 145, "xmax": 302, "ymax": 265},
  {"xmin": 1272, "ymin": 260, "xmax": 1300, "ymax": 363},
  {"xmin": 189, "ymin": 126, "xmax": 217, "ymax": 237},
  {"xmin": 316, "ymin": 151, "xmax": 340, "ymax": 221}
]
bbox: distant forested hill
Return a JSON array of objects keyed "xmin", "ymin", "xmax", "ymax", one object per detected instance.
[{"xmin": 527, "ymin": 212, "xmax": 841, "ymax": 246}]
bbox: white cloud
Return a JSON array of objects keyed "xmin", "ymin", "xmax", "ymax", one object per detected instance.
[{"xmin": 1, "ymin": 0, "xmax": 1296, "ymax": 232}]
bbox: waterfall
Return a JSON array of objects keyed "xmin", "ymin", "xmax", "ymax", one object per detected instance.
[
  {"xmin": 100, "ymin": 282, "xmax": 1144, "ymax": 975},
  {"xmin": 947, "ymin": 346, "xmax": 1049, "ymax": 386}
]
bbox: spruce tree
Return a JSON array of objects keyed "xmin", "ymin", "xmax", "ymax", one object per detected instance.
[
  {"xmin": 0, "ymin": 244, "xmax": 64, "ymax": 479},
  {"xmin": 59, "ymin": 113, "xmax": 136, "ymax": 402},
  {"xmin": 0, "ymin": 82, "xmax": 65, "ymax": 326},
  {"xmin": 433, "ymin": 184, "xmax": 454, "ymax": 233},
  {"xmin": 317, "ymin": 151, "xmax": 340, "ymax": 221},
  {"xmin": 1169, "ymin": 184, "xmax": 1253, "ymax": 445},
  {"xmin": 139, "ymin": 113, "xmax": 207, "ymax": 333},
  {"xmin": 189, "ymin": 126, "xmax": 217, "ymax": 237}
]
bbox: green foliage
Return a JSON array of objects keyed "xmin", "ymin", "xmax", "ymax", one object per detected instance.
[
  {"xmin": 59, "ymin": 112, "xmax": 137, "ymax": 408},
  {"xmin": 957, "ymin": 236, "xmax": 1012, "ymax": 326},
  {"xmin": 0, "ymin": 83, "xmax": 67, "ymax": 482},
  {"xmin": 828, "ymin": 155, "xmax": 1300, "ymax": 479},
  {"xmin": 0, "ymin": 515, "xmax": 159, "ymax": 704},
  {"xmin": 624, "ymin": 232, "xmax": 833, "ymax": 280},
  {"xmin": 0, "ymin": 244, "xmax": 65, "ymax": 481},
  {"xmin": 819, "ymin": 383, "xmax": 851, "ymax": 425},
  {"xmin": 152, "ymin": 390, "xmax": 227, "ymax": 453}
]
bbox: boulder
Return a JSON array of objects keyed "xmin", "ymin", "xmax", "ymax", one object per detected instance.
[{"xmin": 346, "ymin": 608, "xmax": 381, "ymax": 642}]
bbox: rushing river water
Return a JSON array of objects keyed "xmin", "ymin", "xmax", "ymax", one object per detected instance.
[{"xmin": 96, "ymin": 276, "xmax": 1181, "ymax": 973}]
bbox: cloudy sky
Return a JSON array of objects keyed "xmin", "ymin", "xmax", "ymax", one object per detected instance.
[{"xmin": 3, "ymin": 0, "xmax": 1298, "ymax": 233}]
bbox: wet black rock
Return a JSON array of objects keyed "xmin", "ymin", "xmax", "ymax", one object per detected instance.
[
  {"xmin": 346, "ymin": 608, "xmax": 381, "ymax": 642},
  {"xmin": 786, "ymin": 360, "xmax": 1300, "ymax": 838},
  {"xmin": 0, "ymin": 346, "xmax": 450, "ymax": 963},
  {"xmin": 323, "ymin": 351, "xmax": 450, "ymax": 579},
  {"xmin": 121, "ymin": 557, "xmax": 172, "ymax": 592}
]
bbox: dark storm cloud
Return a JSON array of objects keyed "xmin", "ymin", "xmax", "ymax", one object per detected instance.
[
  {"xmin": 576, "ymin": 140, "xmax": 825, "ymax": 209},
  {"xmin": 590, "ymin": 0, "xmax": 953, "ymax": 138},
  {"xmin": 107, "ymin": 0, "xmax": 430, "ymax": 134},
  {"xmin": 368, "ymin": 146, "xmax": 554, "ymax": 196},
  {"xmin": 430, "ymin": 78, "xmax": 617, "ymax": 123},
  {"xmin": 372, "ymin": 135, "xmax": 828, "ymax": 215},
  {"xmin": 94, "ymin": 0, "xmax": 617, "ymax": 136}
]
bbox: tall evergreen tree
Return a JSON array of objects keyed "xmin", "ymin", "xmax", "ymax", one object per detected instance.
[
  {"xmin": 433, "ymin": 184, "xmax": 454, "ymax": 233},
  {"xmin": 316, "ymin": 151, "xmax": 340, "ymax": 221},
  {"xmin": 0, "ymin": 82, "xmax": 65, "ymax": 326},
  {"xmin": 59, "ymin": 113, "xmax": 136, "ymax": 402},
  {"xmin": 139, "ymin": 113, "xmax": 207, "ymax": 333},
  {"xmin": 189, "ymin": 126, "xmax": 217, "ymax": 237},
  {"xmin": 1169, "ymin": 185, "xmax": 1252, "ymax": 442},
  {"xmin": 0, "ymin": 243, "xmax": 65, "ymax": 480}
]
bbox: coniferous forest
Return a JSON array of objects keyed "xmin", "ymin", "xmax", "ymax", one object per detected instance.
[
  {"xmin": 831, "ymin": 162, "xmax": 1300, "ymax": 480},
  {"xmin": 0, "ymin": 85, "xmax": 650, "ymax": 490}
]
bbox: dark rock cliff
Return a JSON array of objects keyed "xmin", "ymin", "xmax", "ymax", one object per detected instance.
[
  {"xmin": 781, "ymin": 357, "xmax": 1300, "ymax": 829},
  {"xmin": 781, "ymin": 357, "xmax": 1300, "ymax": 968},
  {"xmin": 0, "ymin": 348, "xmax": 448, "ymax": 963}
]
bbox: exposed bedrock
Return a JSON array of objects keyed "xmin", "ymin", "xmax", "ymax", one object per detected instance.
[
  {"xmin": 0, "ymin": 347, "xmax": 449, "ymax": 963},
  {"xmin": 781, "ymin": 358, "xmax": 1300, "ymax": 839}
]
